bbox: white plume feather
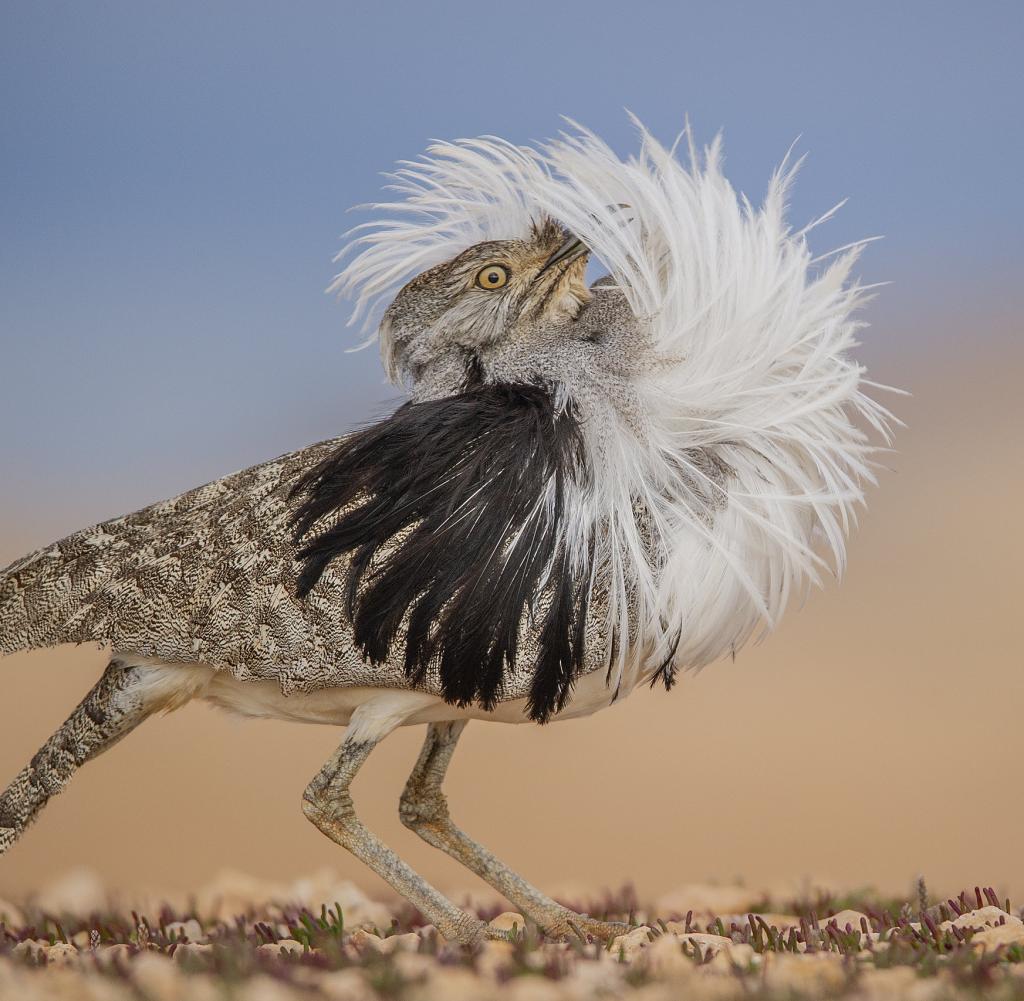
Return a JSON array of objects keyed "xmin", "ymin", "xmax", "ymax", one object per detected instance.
[{"xmin": 332, "ymin": 119, "xmax": 894, "ymax": 692}]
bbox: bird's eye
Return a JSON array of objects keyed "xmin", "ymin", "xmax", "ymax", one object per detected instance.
[{"xmin": 475, "ymin": 264, "xmax": 510, "ymax": 290}]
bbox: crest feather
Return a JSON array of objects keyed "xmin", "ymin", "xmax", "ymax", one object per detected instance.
[{"xmin": 331, "ymin": 118, "xmax": 895, "ymax": 690}]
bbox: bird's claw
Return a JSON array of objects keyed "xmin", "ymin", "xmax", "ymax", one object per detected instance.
[{"xmin": 543, "ymin": 913, "xmax": 630, "ymax": 943}]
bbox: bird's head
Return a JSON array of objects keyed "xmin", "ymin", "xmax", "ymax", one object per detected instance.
[{"xmin": 378, "ymin": 218, "xmax": 605, "ymax": 393}]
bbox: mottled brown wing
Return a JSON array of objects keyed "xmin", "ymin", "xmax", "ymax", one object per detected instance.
[{"xmin": 0, "ymin": 437, "xmax": 402, "ymax": 693}]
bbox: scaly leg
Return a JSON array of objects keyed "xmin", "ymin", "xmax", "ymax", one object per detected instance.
[
  {"xmin": 0, "ymin": 660, "xmax": 154, "ymax": 854},
  {"xmin": 399, "ymin": 720, "xmax": 629, "ymax": 941},
  {"xmin": 301, "ymin": 697, "xmax": 506, "ymax": 945}
]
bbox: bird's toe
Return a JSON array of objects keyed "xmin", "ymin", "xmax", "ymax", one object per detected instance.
[{"xmin": 543, "ymin": 911, "xmax": 631, "ymax": 942}]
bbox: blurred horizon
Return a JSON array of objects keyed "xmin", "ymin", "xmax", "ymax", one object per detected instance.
[{"xmin": 1, "ymin": 2, "xmax": 1022, "ymax": 903}]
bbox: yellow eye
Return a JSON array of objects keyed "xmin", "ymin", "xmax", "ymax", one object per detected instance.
[{"xmin": 475, "ymin": 264, "xmax": 510, "ymax": 290}]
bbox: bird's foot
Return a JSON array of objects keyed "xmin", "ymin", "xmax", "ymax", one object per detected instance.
[
  {"xmin": 482, "ymin": 925, "xmax": 520, "ymax": 942},
  {"xmin": 433, "ymin": 909, "xmax": 630, "ymax": 945},
  {"xmin": 540, "ymin": 909, "xmax": 630, "ymax": 943},
  {"xmin": 439, "ymin": 918, "xmax": 522, "ymax": 945}
]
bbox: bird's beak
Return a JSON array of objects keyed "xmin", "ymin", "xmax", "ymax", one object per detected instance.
[{"xmin": 539, "ymin": 233, "xmax": 589, "ymax": 275}]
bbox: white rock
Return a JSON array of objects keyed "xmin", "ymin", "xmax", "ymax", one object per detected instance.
[
  {"xmin": 824, "ymin": 908, "xmax": 870, "ymax": 931},
  {"xmin": 285, "ymin": 869, "xmax": 393, "ymax": 929},
  {"xmin": 406, "ymin": 966, "xmax": 490, "ymax": 1001},
  {"xmin": 638, "ymin": 933, "xmax": 698, "ymax": 979},
  {"xmin": 723, "ymin": 942, "xmax": 757, "ymax": 967},
  {"xmin": 35, "ymin": 867, "xmax": 107, "ymax": 915},
  {"xmin": 383, "ymin": 931, "xmax": 420, "ymax": 953},
  {"xmin": 475, "ymin": 939, "xmax": 515, "ymax": 979},
  {"xmin": 609, "ymin": 925, "xmax": 653, "ymax": 960},
  {"xmin": 165, "ymin": 975, "xmax": 224, "ymax": 1001},
  {"xmin": 948, "ymin": 906, "xmax": 1023, "ymax": 932},
  {"xmin": 165, "ymin": 918, "xmax": 205, "ymax": 942},
  {"xmin": 390, "ymin": 951, "xmax": 438, "ymax": 979},
  {"xmin": 132, "ymin": 952, "xmax": 184, "ymax": 1001},
  {"xmin": 675, "ymin": 932, "xmax": 734, "ymax": 959},
  {"xmin": 488, "ymin": 911, "xmax": 526, "ymax": 934},
  {"xmin": 196, "ymin": 868, "xmax": 386, "ymax": 924},
  {"xmin": 819, "ymin": 908, "xmax": 874, "ymax": 947},
  {"xmin": 234, "ymin": 975, "xmax": 306, "ymax": 1001},
  {"xmin": 42, "ymin": 942, "xmax": 79, "ymax": 966},
  {"xmin": 501, "ymin": 978, "xmax": 565, "ymax": 1001},
  {"xmin": 0, "ymin": 898, "xmax": 25, "ymax": 928},
  {"xmin": 12, "ymin": 938, "xmax": 47, "ymax": 961},
  {"xmin": 258, "ymin": 938, "xmax": 306, "ymax": 957},
  {"xmin": 195, "ymin": 869, "xmax": 281, "ymax": 921},
  {"xmin": 316, "ymin": 968, "xmax": 376, "ymax": 1001},
  {"xmin": 348, "ymin": 927, "xmax": 419, "ymax": 955},
  {"xmin": 762, "ymin": 952, "xmax": 847, "ymax": 994},
  {"xmin": 96, "ymin": 943, "xmax": 135, "ymax": 965},
  {"xmin": 173, "ymin": 942, "xmax": 214, "ymax": 963},
  {"xmin": 971, "ymin": 922, "xmax": 1024, "ymax": 950},
  {"xmin": 856, "ymin": 967, "xmax": 925, "ymax": 1000},
  {"xmin": 560, "ymin": 958, "xmax": 626, "ymax": 997}
]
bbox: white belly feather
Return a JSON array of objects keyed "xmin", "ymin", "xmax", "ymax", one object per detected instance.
[{"xmin": 127, "ymin": 655, "xmax": 647, "ymax": 736}]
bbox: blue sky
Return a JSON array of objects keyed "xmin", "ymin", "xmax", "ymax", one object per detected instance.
[{"xmin": 1, "ymin": 1, "xmax": 1021, "ymax": 536}]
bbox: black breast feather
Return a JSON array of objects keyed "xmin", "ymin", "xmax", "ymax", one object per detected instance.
[{"xmin": 289, "ymin": 382, "xmax": 592, "ymax": 722}]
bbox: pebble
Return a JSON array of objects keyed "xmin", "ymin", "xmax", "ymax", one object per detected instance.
[
  {"xmin": 971, "ymin": 922, "xmax": 1024, "ymax": 950},
  {"xmin": 723, "ymin": 942, "xmax": 757, "ymax": 967},
  {"xmin": 487, "ymin": 911, "xmax": 526, "ymax": 934},
  {"xmin": 406, "ymin": 966, "xmax": 489, "ymax": 1001},
  {"xmin": 856, "ymin": 966, "xmax": 927, "ymax": 1000},
  {"xmin": 501, "ymin": 978, "xmax": 565, "ymax": 1001},
  {"xmin": 97, "ymin": 943, "xmax": 135, "ymax": 964},
  {"xmin": 638, "ymin": 933, "xmax": 698, "ymax": 979},
  {"xmin": 131, "ymin": 951, "xmax": 184, "ymax": 1001},
  {"xmin": 12, "ymin": 938, "xmax": 48, "ymax": 961},
  {"xmin": 165, "ymin": 918, "xmax": 205, "ymax": 942},
  {"xmin": 561, "ymin": 958, "xmax": 627, "ymax": 996},
  {"xmin": 675, "ymin": 931, "xmax": 734, "ymax": 959},
  {"xmin": 475, "ymin": 938, "xmax": 516, "ymax": 979},
  {"xmin": 257, "ymin": 938, "xmax": 306, "ymax": 957},
  {"xmin": 42, "ymin": 942, "xmax": 79, "ymax": 966},
  {"xmin": 944, "ymin": 905, "xmax": 1024, "ymax": 932},
  {"xmin": 824, "ymin": 908, "xmax": 871, "ymax": 931},
  {"xmin": 609, "ymin": 925, "xmax": 654, "ymax": 960},
  {"xmin": 34, "ymin": 867, "xmax": 107, "ymax": 915},
  {"xmin": 348, "ymin": 927, "xmax": 420, "ymax": 954},
  {"xmin": 173, "ymin": 941, "xmax": 215, "ymax": 963},
  {"xmin": 315, "ymin": 968, "xmax": 377, "ymax": 1001},
  {"xmin": 390, "ymin": 951, "xmax": 438, "ymax": 979},
  {"xmin": 0, "ymin": 898, "xmax": 25, "ymax": 928},
  {"xmin": 762, "ymin": 952, "xmax": 848, "ymax": 994},
  {"xmin": 195, "ymin": 868, "xmax": 393, "ymax": 928}
]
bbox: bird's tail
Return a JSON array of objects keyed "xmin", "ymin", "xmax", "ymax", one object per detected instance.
[
  {"xmin": 1, "ymin": 537, "xmax": 95, "ymax": 659},
  {"xmin": 0, "ymin": 514, "xmax": 145, "ymax": 660},
  {"xmin": 0, "ymin": 660, "xmax": 154, "ymax": 855}
]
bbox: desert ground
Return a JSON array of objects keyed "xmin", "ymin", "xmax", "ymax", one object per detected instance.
[
  {"xmin": 0, "ymin": 320, "xmax": 1021, "ymax": 999},
  {"xmin": 1, "ymin": 868, "xmax": 1024, "ymax": 1000}
]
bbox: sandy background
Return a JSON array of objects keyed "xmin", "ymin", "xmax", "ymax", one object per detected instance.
[{"xmin": 1, "ymin": 308, "xmax": 1020, "ymax": 905}]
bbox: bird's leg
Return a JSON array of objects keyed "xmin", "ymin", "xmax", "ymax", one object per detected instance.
[
  {"xmin": 0, "ymin": 660, "xmax": 154, "ymax": 855},
  {"xmin": 399, "ymin": 720, "xmax": 629, "ymax": 942},
  {"xmin": 302, "ymin": 702, "xmax": 505, "ymax": 945}
]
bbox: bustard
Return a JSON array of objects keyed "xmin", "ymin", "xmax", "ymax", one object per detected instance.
[{"xmin": 0, "ymin": 121, "xmax": 891, "ymax": 943}]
